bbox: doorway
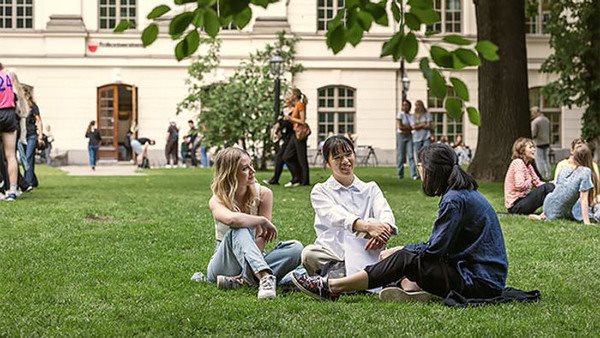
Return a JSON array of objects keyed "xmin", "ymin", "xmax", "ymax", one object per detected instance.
[{"xmin": 97, "ymin": 83, "xmax": 138, "ymax": 160}]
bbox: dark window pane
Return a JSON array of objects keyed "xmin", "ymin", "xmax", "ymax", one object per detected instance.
[
  {"xmin": 327, "ymin": 88, "xmax": 334, "ymax": 96},
  {"xmin": 347, "ymin": 90, "xmax": 354, "ymax": 97},
  {"xmin": 25, "ymin": 6, "xmax": 31, "ymax": 15},
  {"xmin": 339, "ymin": 99, "xmax": 345, "ymax": 108},
  {"xmin": 347, "ymin": 99, "xmax": 354, "ymax": 107},
  {"xmin": 109, "ymin": 7, "xmax": 116, "ymax": 16},
  {"xmin": 327, "ymin": 99, "xmax": 334, "ymax": 107}
]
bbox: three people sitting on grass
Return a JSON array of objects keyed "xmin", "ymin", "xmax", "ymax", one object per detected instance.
[
  {"xmin": 205, "ymin": 147, "xmax": 303, "ymax": 299},
  {"xmin": 301, "ymin": 136, "xmax": 397, "ymax": 288}
]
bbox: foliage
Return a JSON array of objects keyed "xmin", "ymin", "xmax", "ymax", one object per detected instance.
[
  {"xmin": 540, "ymin": 0, "xmax": 600, "ymax": 143},
  {"xmin": 2, "ymin": 166, "xmax": 600, "ymax": 335},
  {"xmin": 176, "ymin": 33, "xmax": 303, "ymax": 168},
  {"xmin": 115, "ymin": 0, "xmax": 503, "ymax": 126}
]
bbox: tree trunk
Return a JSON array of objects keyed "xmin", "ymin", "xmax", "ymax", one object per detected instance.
[{"xmin": 469, "ymin": 0, "xmax": 531, "ymax": 181}]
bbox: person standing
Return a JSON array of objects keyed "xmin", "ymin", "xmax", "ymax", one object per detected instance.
[
  {"xmin": 411, "ymin": 100, "xmax": 432, "ymax": 179},
  {"xmin": 185, "ymin": 120, "xmax": 200, "ymax": 167},
  {"xmin": 264, "ymin": 94, "xmax": 294, "ymax": 185},
  {"xmin": 165, "ymin": 119, "xmax": 179, "ymax": 168},
  {"xmin": 396, "ymin": 99, "xmax": 417, "ymax": 180},
  {"xmin": 43, "ymin": 125, "xmax": 54, "ymax": 165},
  {"xmin": 85, "ymin": 121, "xmax": 101, "ymax": 171},
  {"xmin": 0, "ymin": 64, "xmax": 19, "ymax": 201},
  {"xmin": 531, "ymin": 106, "xmax": 552, "ymax": 180},
  {"xmin": 23, "ymin": 91, "xmax": 43, "ymax": 189},
  {"xmin": 282, "ymin": 88, "xmax": 310, "ymax": 186}
]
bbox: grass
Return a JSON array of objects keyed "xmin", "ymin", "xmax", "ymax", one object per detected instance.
[{"xmin": 1, "ymin": 165, "xmax": 599, "ymax": 336}]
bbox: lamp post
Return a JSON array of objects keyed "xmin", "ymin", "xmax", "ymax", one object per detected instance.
[
  {"xmin": 400, "ymin": 58, "xmax": 410, "ymax": 102},
  {"xmin": 269, "ymin": 50, "xmax": 284, "ymax": 121}
]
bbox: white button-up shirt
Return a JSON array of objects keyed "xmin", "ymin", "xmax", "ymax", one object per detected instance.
[{"xmin": 311, "ymin": 175, "xmax": 397, "ymax": 276}]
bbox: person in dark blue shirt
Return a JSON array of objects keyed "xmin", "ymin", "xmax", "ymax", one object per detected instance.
[{"xmin": 292, "ymin": 143, "xmax": 508, "ymax": 302}]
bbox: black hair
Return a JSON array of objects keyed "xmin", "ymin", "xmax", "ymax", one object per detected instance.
[
  {"xmin": 418, "ymin": 143, "xmax": 478, "ymax": 196},
  {"xmin": 322, "ymin": 135, "xmax": 354, "ymax": 164},
  {"xmin": 188, "ymin": 120, "xmax": 194, "ymax": 124},
  {"xmin": 402, "ymin": 99, "xmax": 412, "ymax": 111}
]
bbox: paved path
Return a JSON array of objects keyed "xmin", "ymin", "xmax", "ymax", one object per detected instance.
[{"xmin": 60, "ymin": 165, "xmax": 146, "ymax": 176}]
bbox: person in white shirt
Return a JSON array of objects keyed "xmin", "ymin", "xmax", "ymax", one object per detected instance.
[{"xmin": 301, "ymin": 135, "xmax": 397, "ymax": 281}]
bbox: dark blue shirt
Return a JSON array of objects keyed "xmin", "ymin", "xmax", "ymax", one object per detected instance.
[{"xmin": 404, "ymin": 189, "xmax": 508, "ymax": 291}]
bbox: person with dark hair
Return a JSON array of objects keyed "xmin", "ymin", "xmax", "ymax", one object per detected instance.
[
  {"xmin": 282, "ymin": 87, "xmax": 310, "ymax": 186},
  {"xmin": 504, "ymin": 137, "xmax": 555, "ymax": 214},
  {"xmin": 292, "ymin": 143, "xmax": 509, "ymax": 303},
  {"xmin": 301, "ymin": 135, "xmax": 397, "ymax": 284},
  {"xmin": 131, "ymin": 137, "xmax": 155, "ymax": 168},
  {"xmin": 396, "ymin": 99, "xmax": 417, "ymax": 180},
  {"xmin": 165, "ymin": 119, "xmax": 179, "ymax": 168},
  {"xmin": 264, "ymin": 94, "xmax": 294, "ymax": 185},
  {"xmin": 23, "ymin": 90, "xmax": 43, "ymax": 189},
  {"xmin": 0, "ymin": 68, "xmax": 20, "ymax": 201},
  {"xmin": 85, "ymin": 121, "xmax": 101, "ymax": 171}
]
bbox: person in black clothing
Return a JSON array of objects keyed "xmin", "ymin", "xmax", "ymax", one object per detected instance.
[
  {"xmin": 131, "ymin": 137, "xmax": 155, "ymax": 168},
  {"xmin": 165, "ymin": 120, "xmax": 179, "ymax": 167},
  {"xmin": 282, "ymin": 88, "xmax": 310, "ymax": 186},
  {"xmin": 124, "ymin": 130, "xmax": 133, "ymax": 161},
  {"xmin": 264, "ymin": 95, "xmax": 295, "ymax": 185},
  {"xmin": 185, "ymin": 120, "xmax": 200, "ymax": 167},
  {"xmin": 23, "ymin": 91, "xmax": 43, "ymax": 188},
  {"xmin": 85, "ymin": 121, "xmax": 101, "ymax": 170}
]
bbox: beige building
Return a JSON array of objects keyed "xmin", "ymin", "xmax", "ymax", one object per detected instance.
[{"xmin": 0, "ymin": 0, "xmax": 580, "ymax": 164}]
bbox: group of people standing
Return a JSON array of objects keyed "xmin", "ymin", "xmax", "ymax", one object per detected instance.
[
  {"xmin": 200, "ymin": 135, "xmax": 515, "ymax": 305},
  {"xmin": 396, "ymin": 99, "xmax": 433, "ymax": 180},
  {"xmin": 0, "ymin": 64, "xmax": 46, "ymax": 201},
  {"xmin": 263, "ymin": 88, "xmax": 310, "ymax": 187}
]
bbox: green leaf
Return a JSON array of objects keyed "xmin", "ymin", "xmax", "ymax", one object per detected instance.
[
  {"xmin": 419, "ymin": 57, "xmax": 433, "ymax": 81},
  {"xmin": 327, "ymin": 24, "xmax": 347, "ymax": 54},
  {"xmin": 445, "ymin": 97, "xmax": 463, "ymax": 120},
  {"xmin": 141, "ymin": 23, "xmax": 159, "ymax": 47},
  {"xmin": 346, "ymin": 25, "xmax": 364, "ymax": 46},
  {"xmin": 467, "ymin": 106, "xmax": 481, "ymax": 126},
  {"xmin": 192, "ymin": 8, "xmax": 204, "ymax": 27},
  {"xmin": 442, "ymin": 34, "xmax": 471, "ymax": 45},
  {"xmin": 454, "ymin": 48, "xmax": 481, "ymax": 66},
  {"xmin": 381, "ymin": 32, "xmax": 403, "ymax": 58},
  {"xmin": 233, "ymin": 7, "xmax": 252, "ymax": 28},
  {"xmin": 197, "ymin": 0, "xmax": 216, "ymax": 6},
  {"xmin": 400, "ymin": 32, "xmax": 418, "ymax": 62},
  {"xmin": 430, "ymin": 69, "xmax": 447, "ymax": 99},
  {"xmin": 251, "ymin": 0, "xmax": 275, "ymax": 7},
  {"xmin": 113, "ymin": 20, "xmax": 133, "ymax": 33},
  {"xmin": 449, "ymin": 77, "xmax": 469, "ymax": 101},
  {"xmin": 174, "ymin": 29, "xmax": 201, "ymax": 61},
  {"xmin": 475, "ymin": 40, "xmax": 500, "ymax": 61},
  {"xmin": 430, "ymin": 46, "xmax": 453, "ymax": 68},
  {"xmin": 147, "ymin": 5, "xmax": 170, "ymax": 20},
  {"xmin": 408, "ymin": 0, "xmax": 433, "ymax": 10},
  {"xmin": 365, "ymin": 2, "xmax": 388, "ymax": 26},
  {"xmin": 346, "ymin": 0, "xmax": 359, "ymax": 8},
  {"xmin": 410, "ymin": 8, "xmax": 440, "ymax": 24},
  {"xmin": 169, "ymin": 12, "xmax": 194, "ymax": 36},
  {"xmin": 451, "ymin": 54, "xmax": 466, "ymax": 69},
  {"xmin": 174, "ymin": 0, "xmax": 196, "ymax": 4},
  {"xmin": 204, "ymin": 8, "xmax": 220, "ymax": 37},
  {"xmin": 356, "ymin": 10, "xmax": 373, "ymax": 31},
  {"xmin": 405, "ymin": 12, "xmax": 421, "ymax": 30},
  {"xmin": 391, "ymin": 2, "xmax": 401, "ymax": 22}
]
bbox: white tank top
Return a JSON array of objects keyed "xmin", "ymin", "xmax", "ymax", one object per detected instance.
[{"xmin": 214, "ymin": 183, "xmax": 261, "ymax": 241}]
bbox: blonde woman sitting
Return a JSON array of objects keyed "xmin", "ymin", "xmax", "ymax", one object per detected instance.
[{"xmin": 205, "ymin": 147, "xmax": 303, "ymax": 299}]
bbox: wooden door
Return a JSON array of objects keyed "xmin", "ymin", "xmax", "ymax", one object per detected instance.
[{"xmin": 97, "ymin": 85, "xmax": 118, "ymax": 160}]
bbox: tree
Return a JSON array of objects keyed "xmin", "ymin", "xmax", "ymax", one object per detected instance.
[
  {"xmin": 541, "ymin": 0, "xmax": 600, "ymax": 159},
  {"xmin": 468, "ymin": 0, "xmax": 531, "ymax": 181},
  {"xmin": 177, "ymin": 33, "xmax": 303, "ymax": 169}
]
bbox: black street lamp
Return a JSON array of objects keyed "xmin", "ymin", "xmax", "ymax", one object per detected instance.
[
  {"xmin": 269, "ymin": 50, "xmax": 284, "ymax": 120},
  {"xmin": 400, "ymin": 58, "xmax": 410, "ymax": 102}
]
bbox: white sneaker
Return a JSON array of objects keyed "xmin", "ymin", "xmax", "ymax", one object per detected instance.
[
  {"xmin": 257, "ymin": 275, "xmax": 276, "ymax": 299},
  {"xmin": 165, "ymin": 164, "xmax": 172, "ymax": 168},
  {"xmin": 191, "ymin": 272, "xmax": 207, "ymax": 283},
  {"xmin": 284, "ymin": 182, "xmax": 300, "ymax": 188}
]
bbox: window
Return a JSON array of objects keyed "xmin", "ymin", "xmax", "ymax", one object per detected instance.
[
  {"xmin": 427, "ymin": 0, "xmax": 461, "ymax": 34},
  {"xmin": 0, "ymin": 0, "xmax": 33, "ymax": 29},
  {"xmin": 99, "ymin": 0, "xmax": 136, "ymax": 30},
  {"xmin": 529, "ymin": 87, "xmax": 560, "ymax": 146},
  {"xmin": 212, "ymin": 3, "xmax": 237, "ymax": 30},
  {"xmin": 428, "ymin": 89, "xmax": 464, "ymax": 144},
  {"xmin": 317, "ymin": 0, "xmax": 344, "ymax": 31},
  {"xmin": 525, "ymin": 0, "xmax": 550, "ymax": 35},
  {"xmin": 317, "ymin": 86, "xmax": 355, "ymax": 142}
]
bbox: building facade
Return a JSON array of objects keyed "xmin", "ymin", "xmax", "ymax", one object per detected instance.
[{"xmin": 0, "ymin": 0, "xmax": 581, "ymax": 164}]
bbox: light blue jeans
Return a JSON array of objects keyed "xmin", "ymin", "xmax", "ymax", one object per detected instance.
[
  {"xmin": 206, "ymin": 228, "xmax": 303, "ymax": 285},
  {"xmin": 396, "ymin": 133, "xmax": 417, "ymax": 179},
  {"xmin": 88, "ymin": 145, "xmax": 99, "ymax": 167}
]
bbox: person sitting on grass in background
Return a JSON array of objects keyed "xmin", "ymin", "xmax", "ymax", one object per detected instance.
[
  {"xmin": 301, "ymin": 135, "xmax": 397, "ymax": 286},
  {"xmin": 292, "ymin": 143, "xmax": 509, "ymax": 303},
  {"xmin": 204, "ymin": 147, "xmax": 303, "ymax": 299},
  {"xmin": 530, "ymin": 143, "xmax": 598, "ymax": 224},
  {"xmin": 504, "ymin": 137, "xmax": 555, "ymax": 215}
]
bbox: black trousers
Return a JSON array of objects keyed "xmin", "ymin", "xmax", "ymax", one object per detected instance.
[
  {"xmin": 165, "ymin": 140, "xmax": 178, "ymax": 165},
  {"xmin": 364, "ymin": 249, "xmax": 501, "ymax": 299},
  {"xmin": 508, "ymin": 182, "xmax": 555, "ymax": 215},
  {"xmin": 283, "ymin": 135, "xmax": 310, "ymax": 185},
  {"xmin": 269, "ymin": 136, "xmax": 291, "ymax": 183}
]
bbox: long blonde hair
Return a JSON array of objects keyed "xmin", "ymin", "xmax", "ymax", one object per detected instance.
[
  {"xmin": 7, "ymin": 70, "xmax": 29, "ymax": 118},
  {"xmin": 572, "ymin": 143, "xmax": 598, "ymax": 202},
  {"xmin": 211, "ymin": 147, "xmax": 257, "ymax": 213},
  {"xmin": 291, "ymin": 87, "xmax": 308, "ymax": 106},
  {"xmin": 414, "ymin": 99, "xmax": 426, "ymax": 119}
]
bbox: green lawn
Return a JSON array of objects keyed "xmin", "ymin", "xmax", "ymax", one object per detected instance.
[{"xmin": 1, "ymin": 166, "xmax": 599, "ymax": 336}]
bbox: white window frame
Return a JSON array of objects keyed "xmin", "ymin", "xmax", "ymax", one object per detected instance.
[
  {"xmin": 317, "ymin": 0, "xmax": 345, "ymax": 32},
  {"xmin": 526, "ymin": 0, "xmax": 550, "ymax": 35},
  {"xmin": 427, "ymin": 0, "xmax": 462, "ymax": 34},
  {"xmin": 428, "ymin": 90, "xmax": 464, "ymax": 144},
  {"xmin": 317, "ymin": 86, "xmax": 356, "ymax": 142},
  {"xmin": 0, "ymin": 0, "xmax": 34, "ymax": 30},
  {"xmin": 99, "ymin": 0, "xmax": 137, "ymax": 30}
]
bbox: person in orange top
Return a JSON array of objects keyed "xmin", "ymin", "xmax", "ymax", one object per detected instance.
[
  {"xmin": 282, "ymin": 87, "xmax": 310, "ymax": 186},
  {"xmin": 504, "ymin": 137, "xmax": 555, "ymax": 214}
]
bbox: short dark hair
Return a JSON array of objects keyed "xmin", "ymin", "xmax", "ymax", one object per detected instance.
[
  {"xmin": 322, "ymin": 135, "xmax": 354, "ymax": 164},
  {"xmin": 403, "ymin": 99, "xmax": 412, "ymax": 111},
  {"xmin": 418, "ymin": 143, "xmax": 478, "ymax": 196},
  {"xmin": 188, "ymin": 120, "xmax": 194, "ymax": 124}
]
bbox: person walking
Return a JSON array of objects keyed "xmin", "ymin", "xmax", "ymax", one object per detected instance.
[
  {"xmin": 42, "ymin": 125, "xmax": 54, "ymax": 165},
  {"xmin": 0, "ymin": 64, "xmax": 20, "ymax": 201},
  {"xmin": 264, "ymin": 94, "xmax": 295, "ymax": 185},
  {"xmin": 85, "ymin": 121, "xmax": 101, "ymax": 170},
  {"xmin": 23, "ymin": 90, "xmax": 43, "ymax": 189},
  {"xmin": 282, "ymin": 88, "xmax": 310, "ymax": 186},
  {"xmin": 396, "ymin": 99, "xmax": 417, "ymax": 180},
  {"xmin": 531, "ymin": 106, "xmax": 552, "ymax": 180},
  {"xmin": 165, "ymin": 119, "xmax": 179, "ymax": 168}
]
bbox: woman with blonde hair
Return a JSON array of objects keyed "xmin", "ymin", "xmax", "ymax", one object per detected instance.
[
  {"xmin": 205, "ymin": 147, "xmax": 303, "ymax": 299},
  {"xmin": 282, "ymin": 87, "xmax": 310, "ymax": 186},
  {"xmin": 410, "ymin": 100, "xmax": 432, "ymax": 178},
  {"xmin": 504, "ymin": 137, "xmax": 555, "ymax": 214}
]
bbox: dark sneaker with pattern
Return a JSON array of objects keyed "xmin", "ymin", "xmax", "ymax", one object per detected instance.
[{"xmin": 291, "ymin": 272, "xmax": 339, "ymax": 301}]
